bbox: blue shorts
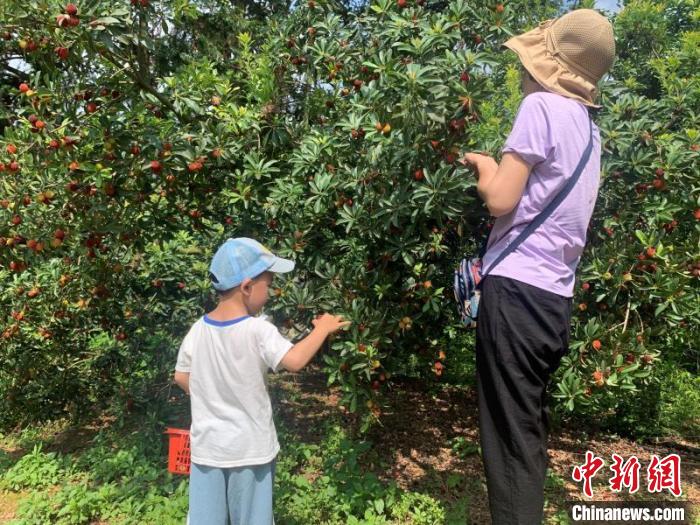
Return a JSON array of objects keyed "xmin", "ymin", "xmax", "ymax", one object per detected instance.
[{"xmin": 187, "ymin": 461, "xmax": 275, "ymax": 525}]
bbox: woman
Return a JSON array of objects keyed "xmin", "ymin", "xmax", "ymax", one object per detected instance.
[{"xmin": 461, "ymin": 9, "xmax": 615, "ymax": 524}]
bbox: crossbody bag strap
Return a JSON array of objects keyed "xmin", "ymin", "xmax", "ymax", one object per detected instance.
[{"xmin": 481, "ymin": 116, "xmax": 594, "ymax": 276}]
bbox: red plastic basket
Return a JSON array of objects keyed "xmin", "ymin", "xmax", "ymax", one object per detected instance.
[{"xmin": 165, "ymin": 427, "xmax": 191, "ymax": 475}]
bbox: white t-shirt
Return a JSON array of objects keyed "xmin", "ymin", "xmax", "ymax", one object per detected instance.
[{"xmin": 175, "ymin": 314, "xmax": 293, "ymax": 468}]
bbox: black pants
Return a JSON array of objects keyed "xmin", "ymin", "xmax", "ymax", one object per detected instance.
[{"xmin": 476, "ymin": 275, "xmax": 572, "ymax": 525}]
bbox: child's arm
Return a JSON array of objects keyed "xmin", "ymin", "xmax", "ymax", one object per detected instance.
[
  {"xmin": 280, "ymin": 314, "xmax": 350, "ymax": 372},
  {"xmin": 174, "ymin": 371, "xmax": 190, "ymax": 394},
  {"xmin": 461, "ymin": 152, "xmax": 531, "ymax": 217}
]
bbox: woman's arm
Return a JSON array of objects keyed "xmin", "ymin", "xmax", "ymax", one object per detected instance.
[{"xmin": 461, "ymin": 152, "xmax": 532, "ymax": 217}]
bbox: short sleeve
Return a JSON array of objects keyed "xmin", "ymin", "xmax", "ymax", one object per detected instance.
[
  {"xmin": 175, "ymin": 323, "xmax": 197, "ymax": 372},
  {"xmin": 502, "ymin": 93, "xmax": 554, "ymax": 167},
  {"xmin": 255, "ymin": 318, "xmax": 293, "ymax": 372}
]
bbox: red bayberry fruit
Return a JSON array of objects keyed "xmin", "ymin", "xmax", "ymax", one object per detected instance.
[
  {"xmin": 592, "ymin": 370, "xmax": 604, "ymax": 386},
  {"xmin": 150, "ymin": 160, "xmax": 162, "ymax": 173},
  {"xmin": 646, "ymin": 246, "xmax": 656, "ymax": 257},
  {"xmin": 19, "ymin": 83, "xmax": 30, "ymax": 93},
  {"xmin": 86, "ymin": 102, "xmax": 97, "ymax": 113},
  {"xmin": 414, "ymin": 168, "xmax": 424, "ymax": 181},
  {"xmin": 6, "ymin": 144, "xmax": 17, "ymax": 155},
  {"xmin": 592, "ymin": 340, "xmax": 602, "ymax": 351},
  {"xmin": 65, "ymin": 3, "xmax": 78, "ymax": 15},
  {"xmin": 652, "ymin": 178, "xmax": 665, "ymax": 190},
  {"xmin": 55, "ymin": 47, "xmax": 69, "ymax": 60}
]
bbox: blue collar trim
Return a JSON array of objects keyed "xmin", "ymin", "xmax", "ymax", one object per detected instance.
[{"xmin": 203, "ymin": 314, "xmax": 251, "ymax": 327}]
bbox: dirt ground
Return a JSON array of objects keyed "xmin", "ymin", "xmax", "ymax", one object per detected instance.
[{"xmin": 272, "ymin": 370, "xmax": 700, "ymax": 524}]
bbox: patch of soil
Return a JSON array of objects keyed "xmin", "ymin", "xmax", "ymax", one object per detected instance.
[
  {"xmin": 273, "ymin": 369, "xmax": 700, "ymax": 524},
  {"xmin": 0, "ymin": 490, "xmax": 27, "ymax": 523}
]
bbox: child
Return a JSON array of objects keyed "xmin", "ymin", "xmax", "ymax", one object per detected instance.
[
  {"xmin": 173, "ymin": 237, "xmax": 349, "ymax": 525},
  {"xmin": 460, "ymin": 9, "xmax": 615, "ymax": 525}
]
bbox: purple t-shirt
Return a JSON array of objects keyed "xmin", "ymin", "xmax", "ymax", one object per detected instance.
[{"xmin": 482, "ymin": 91, "xmax": 601, "ymax": 298}]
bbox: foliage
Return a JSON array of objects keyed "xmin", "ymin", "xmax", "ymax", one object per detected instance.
[
  {"xmin": 0, "ymin": 443, "xmax": 67, "ymax": 491},
  {"xmin": 0, "ymin": 0, "xmax": 697, "ymax": 438}
]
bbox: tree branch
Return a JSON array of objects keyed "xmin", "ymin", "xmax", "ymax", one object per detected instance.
[{"xmin": 99, "ymin": 47, "xmax": 187, "ymax": 123}]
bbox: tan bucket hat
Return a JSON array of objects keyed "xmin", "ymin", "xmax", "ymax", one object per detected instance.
[{"xmin": 504, "ymin": 9, "xmax": 615, "ymax": 107}]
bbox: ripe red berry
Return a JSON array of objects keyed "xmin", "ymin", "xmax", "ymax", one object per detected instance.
[
  {"xmin": 460, "ymin": 71, "xmax": 470, "ymax": 83},
  {"xmin": 187, "ymin": 161, "xmax": 203, "ymax": 172},
  {"xmin": 65, "ymin": 3, "xmax": 78, "ymax": 15},
  {"xmin": 592, "ymin": 339, "xmax": 602, "ymax": 351},
  {"xmin": 495, "ymin": 3, "xmax": 504, "ymax": 12},
  {"xmin": 19, "ymin": 83, "xmax": 30, "ymax": 93},
  {"xmin": 55, "ymin": 47, "xmax": 69, "ymax": 60},
  {"xmin": 414, "ymin": 168, "xmax": 424, "ymax": 181},
  {"xmin": 86, "ymin": 102, "xmax": 97, "ymax": 113},
  {"xmin": 6, "ymin": 144, "xmax": 17, "ymax": 155},
  {"xmin": 8, "ymin": 161, "xmax": 19, "ymax": 172},
  {"xmin": 655, "ymin": 167, "xmax": 664, "ymax": 177},
  {"xmin": 646, "ymin": 246, "xmax": 656, "ymax": 257},
  {"xmin": 397, "ymin": 0, "xmax": 407, "ymax": 7},
  {"xmin": 150, "ymin": 160, "xmax": 162, "ymax": 172},
  {"xmin": 694, "ymin": 209, "xmax": 700, "ymax": 221}
]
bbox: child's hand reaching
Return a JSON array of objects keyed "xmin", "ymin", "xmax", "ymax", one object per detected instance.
[
  {"xmin": 281, "ymin": 314, "xmax": 351, "ymax": 372},
  {"xmin": 312, "ymin": 313, "xmax": 351, "ymax": 335}
]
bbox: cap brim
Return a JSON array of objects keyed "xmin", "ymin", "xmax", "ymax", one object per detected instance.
[{"xmin": 268, "ymin": 257, "xmax": 295, "ymax": 273}]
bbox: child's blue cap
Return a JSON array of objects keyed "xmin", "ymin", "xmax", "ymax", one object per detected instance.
[{"xmin": 209, "ymin": 238, "xmax": 295, "ymax": 291}]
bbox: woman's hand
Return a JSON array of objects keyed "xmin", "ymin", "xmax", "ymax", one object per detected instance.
[
  {"xmin": 460, "ymin": 152, "xmax": 498, "ymax": 180},
  {"xmin": 461, "ymin": 152, "xmax": 532, "ymax": 217}
]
